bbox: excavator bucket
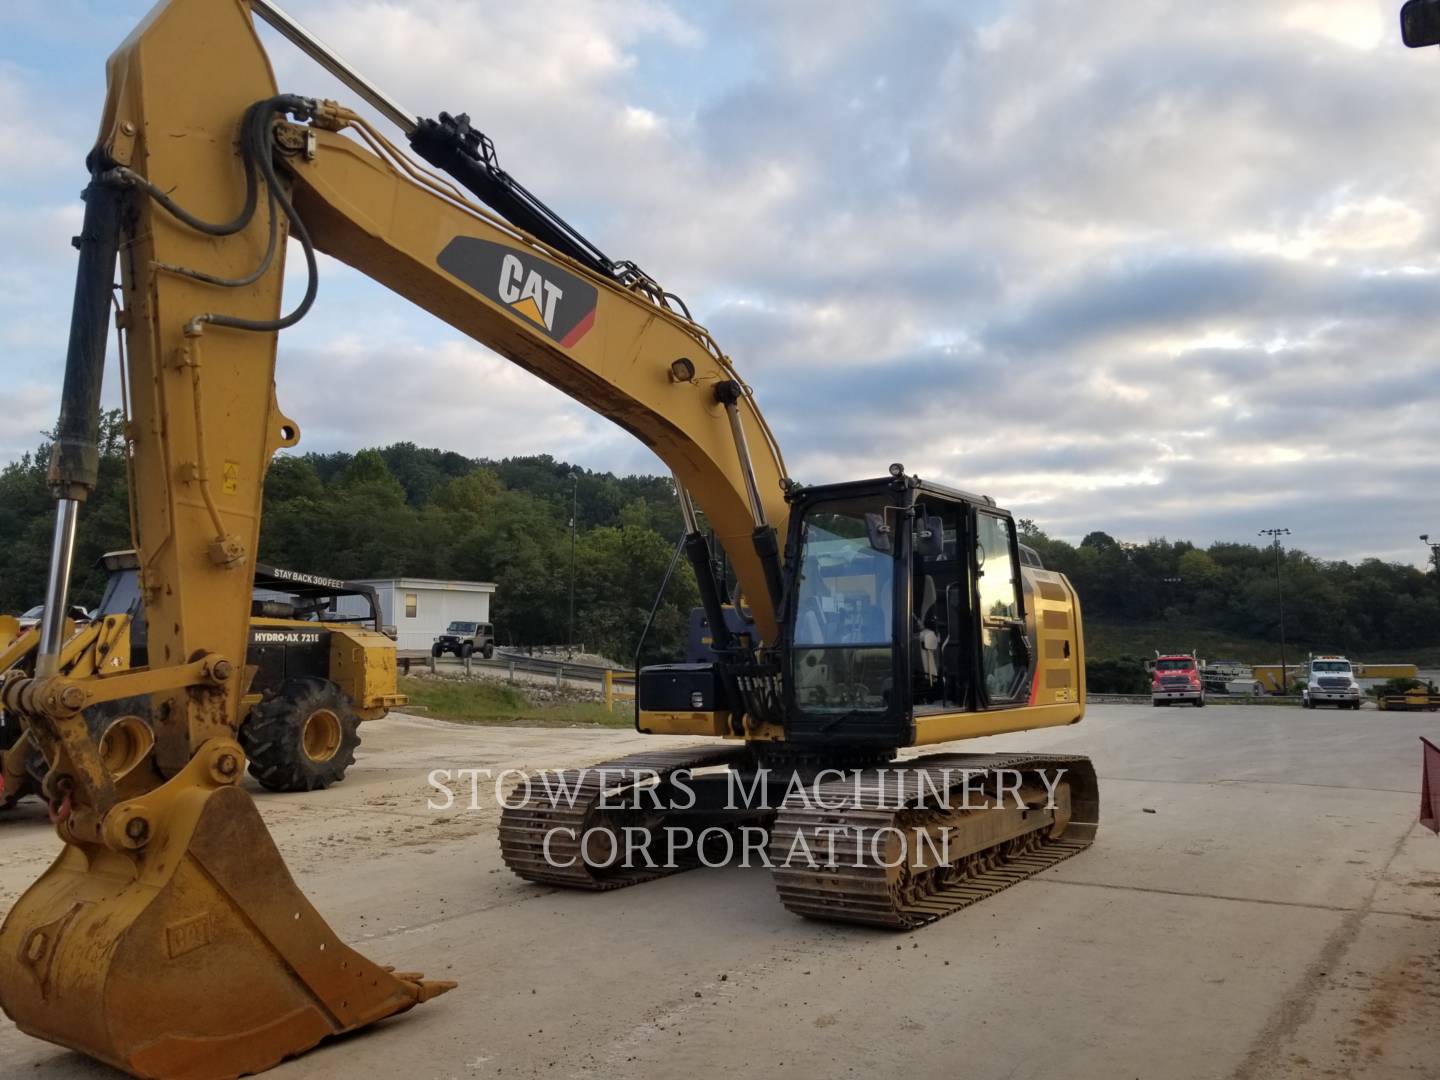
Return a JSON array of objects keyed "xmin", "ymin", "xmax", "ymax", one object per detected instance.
[
  {"xmin": 0, "ymin": 1, "xmax": 454, "ymax": 1072},
  {"xmin": 0, "ymin": 741, "xmax": 453, "ymax": 1078}
]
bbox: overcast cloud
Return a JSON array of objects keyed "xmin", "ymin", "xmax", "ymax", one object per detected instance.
[{"xmin": 0, "ymin": 0, "xmax": 1436, "ymax": 564}]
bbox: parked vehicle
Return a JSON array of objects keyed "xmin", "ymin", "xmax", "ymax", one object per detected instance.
[
  {"xmin": 14, "ymin": 604, "xmax": 90, "ymax": 631},
  {"xmin": 432, "ymin": 620, "xmax": 495, "ymax": 659},
  {"xmin": 1200, "ymin": 658, "xmax": 1263, "ymax": 696},
  {"xmin": 1376, "ymin": 679, "xmax": 1440, "ymax": 711},
  {"xmin": 1302, "ymin": 655, "xmax": 1363, "ymax": 710},
  {"xmin": 1152, "ymin": 653, "xmax": 1205, "ymax": 707},
  {"xmin": 2, "ymin": 552, "xmax": 406, "ymax": 806}
]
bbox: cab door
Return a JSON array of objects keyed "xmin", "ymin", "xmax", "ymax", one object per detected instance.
[
  {"xmin": 972, "ymin": 509, "xmax": 1031, "ymax": 705},
  {"xmin": 909, "ymin": 499, "xmax": 968, "ymax": 712}
]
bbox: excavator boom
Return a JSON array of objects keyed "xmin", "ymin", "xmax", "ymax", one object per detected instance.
[
  {"xmin": 0, "ymin": 0, "xmax": 1092, "ymax": 1074},
  {"xmin": 1, "ymin": 0, "xmax": 789, "ymax": 1073}
]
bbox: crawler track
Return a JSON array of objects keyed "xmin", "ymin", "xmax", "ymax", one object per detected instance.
[
  {"xmin": 769, "ymin": 752, "xmax": 1099, "ymax": 929},
  {"xmin": 500, "ymin": 745, "xmax": 1099, "ymax": 930},
  {"xmin": 498, "ymin": 743, "xmax": 754, "ymax": 889}
]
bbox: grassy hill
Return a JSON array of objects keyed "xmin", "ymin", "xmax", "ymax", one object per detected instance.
[{"xmin": 1083, "ymin": 619, "xmax": 1440, "ymax": 668}]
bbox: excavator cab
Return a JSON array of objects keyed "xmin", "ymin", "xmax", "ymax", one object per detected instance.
[
  {"xmin": 783, "ymin": 472, "xmax": 1042, "ymax": 754},
  {"xmin": 780, "ymin": 472, "xmax": 1033, "ymax": 750},
  {"xmin": 639, "ymin": 468, "xmax": 1065, "ymax": 755},
  {"xmin": 638, "ymin": 461, "xmax": 1083, "ymax": 753}
]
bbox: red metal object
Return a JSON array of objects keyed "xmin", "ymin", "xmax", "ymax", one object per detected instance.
[
  {"xmin": 1421, "ymin": 736, "xmax": 1440, "ymax": 834},
  {"xmin": 1152, "ymin": 655, "xmax": 1201, "ymax": 690}
]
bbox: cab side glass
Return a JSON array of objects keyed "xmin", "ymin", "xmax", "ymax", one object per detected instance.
[{"xmin": 975, "ymin": 512, "xmax": 1027, "ymax": 703}]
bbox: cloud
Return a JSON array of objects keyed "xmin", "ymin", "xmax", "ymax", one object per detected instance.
[
  {"xmin": 0, "ymin": 380, "xmax": 63, "ymax": 463},
  {"xmin": 275, "ymin": 336, "xmax": 666, "ymax": 476},
  {"xmin": 4, "ymin": 0, "xmax": 1440, "ymax": 568},
  {"xmin": 0, "ymin": 64, "xmax": 81, "ymax": 175}
]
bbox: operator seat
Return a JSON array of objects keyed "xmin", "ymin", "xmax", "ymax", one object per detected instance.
[{"xmin": 913, "ymin": 575, "xmax": 941, "ymax": 698}]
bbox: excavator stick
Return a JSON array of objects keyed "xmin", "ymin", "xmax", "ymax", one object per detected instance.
[
  {"xmin": 0, "ymin": 0, "xmax": 451, "ymax": 1072},
  {"xmin": 0, "ymin": 738, "xmax": 451, "ymax": 1079}
]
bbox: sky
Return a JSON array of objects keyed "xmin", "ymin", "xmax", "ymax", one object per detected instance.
[{"xmin": 1, "ymin": 0, "xmax": 1438, "ymax": 566}]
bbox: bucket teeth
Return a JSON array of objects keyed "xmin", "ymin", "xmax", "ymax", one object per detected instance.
[
  {"xmin": 396, "ymin": 975, "xmax": 458, "ymax": 1003},
  {"xmin": 0, "ymin": 742, "xmax": 451, "ymax": 1079}
]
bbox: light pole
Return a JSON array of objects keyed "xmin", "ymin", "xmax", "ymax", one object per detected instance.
[
  {"xmin": 568, "ymin": 471, "xmax": 579, "ymax": 654},
  {"xmin": 1259, "ymin": 528, "xmax": 1291, "ymax": 693},
  {"xmin": 1161, "ymin": 575, "xmax": 1181, "ymax": 613},
  {"xmin": 1421, "ymin": 534, "xmax": 1440, "ymax": 575}
]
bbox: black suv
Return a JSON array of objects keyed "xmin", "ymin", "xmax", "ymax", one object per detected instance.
[{"xmin": 432, "ymin": 621, "xmax": 495, "ymax": 659}]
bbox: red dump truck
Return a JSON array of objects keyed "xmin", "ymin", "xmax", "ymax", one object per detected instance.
[{"xmin": 1152, "ymin": 652, "xmax": 1206, "ymax": 707}]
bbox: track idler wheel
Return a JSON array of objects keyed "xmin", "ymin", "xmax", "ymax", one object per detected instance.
[{"xmin": 0, "ymin": 738, "xmax": 453, "ymax": 1078}]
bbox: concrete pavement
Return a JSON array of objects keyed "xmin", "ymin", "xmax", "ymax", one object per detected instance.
[{"xmin": 1, "ymin": 703, "xmax": 1437, "ymax": 1079}]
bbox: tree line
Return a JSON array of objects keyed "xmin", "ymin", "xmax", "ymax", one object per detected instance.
[
  {"xmin": 1019, "ymin": 521, "xmax": 1440, "ymax": 657},
  {"xmin": 0, "ymin": 416, "xmax": 697, "ymax": 665},
  {"xmin": 1, "ymin": 415, "xmax": 1436, "ymax": 664},
  {"xmin": 260, "ymin": 442, "xmax": 697, "ymax": 663}
]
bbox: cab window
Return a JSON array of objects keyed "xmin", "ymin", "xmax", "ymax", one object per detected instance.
[
  {"xmin": 791, "ymin": 498, "xmax": 897, "ymax": 714},
  {"xmin": 910, "ymin": 503, "xmax": 965, "ymax": 711},
  {"xmin": 974, "ymin": 512, "xmax": 1027, "ymax": 704}
]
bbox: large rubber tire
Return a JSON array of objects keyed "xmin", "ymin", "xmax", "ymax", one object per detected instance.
[
  {"xmin": 240, "ymin": 677, "xmax": 361, "ymax": 793},
  {"xmin": 482, "ymin": 643, "xmax": 495, "ymax": 660},
  {"xmin": 6, "ymin": 696, "xmax": 156, "ymax": 809},
  {"xmin": 460, "ymin": 642, "xmax": 474, "ymax": 659},
  {"xmin": 431, "ymin": 643, "xmax": 443, "ymax": 658}
]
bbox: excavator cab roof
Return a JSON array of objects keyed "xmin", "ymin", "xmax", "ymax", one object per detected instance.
[{"xmin": 787, "ymin": 473, "xmax": 998, "ymax": 510}]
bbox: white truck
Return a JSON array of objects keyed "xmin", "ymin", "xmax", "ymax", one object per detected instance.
[{"xmin": 1302, "ymin": 654, "xmax": 1363, "ymax": 710}]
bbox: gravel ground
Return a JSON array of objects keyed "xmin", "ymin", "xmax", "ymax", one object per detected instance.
[{"xmin": 1, "ymin": 703, "xmax": 1439, "ymax": 1079}]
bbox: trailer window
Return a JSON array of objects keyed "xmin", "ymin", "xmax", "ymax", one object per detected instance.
[{"xmin": 404, "ymin": 593, "xmax": 418, "ymax": 619}]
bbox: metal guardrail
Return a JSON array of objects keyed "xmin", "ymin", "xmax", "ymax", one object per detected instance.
[
  {"xmin": 397, "ymin": 649, "xmax": 640, "ymax": 712},
  {"xmin": 1090, "ymin": 693, "xmax": 1307, "ymax": 706},
  {"xmin": 398, "ymin": 653, "xmax": 1342, "ymax": 710},
  {"xmin": 396, "ymin": 648, "xmax": 619, "ymax": 685}
]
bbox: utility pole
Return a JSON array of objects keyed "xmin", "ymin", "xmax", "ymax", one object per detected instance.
[
  {"xmin": 1259, "ymin": 528, "xmax": 1291, "ymax": 693},
  {"xmin": 1422, "ymin": 534, "xmax": 1440, "ymax": 575},
  {"xmin": 1161, "ymin": 575, "xmax": 1182, "ymax": 615},
  {"xmin": 568, "ymin": 471, "xmax": 579, "ymax": 655}
]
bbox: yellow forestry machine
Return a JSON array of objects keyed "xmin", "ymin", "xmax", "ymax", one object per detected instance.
[
  {"xmin": 0, "ymin": 1, "xmax": 1095, "ymax": 1075},
  {"xmin": 0, "ymin": 552, "xmax": 404, "ymax": 807}
]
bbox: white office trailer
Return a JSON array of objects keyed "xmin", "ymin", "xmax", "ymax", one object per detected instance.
[{"xmin": 334, "ymin": 577, "xmax": 497, "ymax": 651}]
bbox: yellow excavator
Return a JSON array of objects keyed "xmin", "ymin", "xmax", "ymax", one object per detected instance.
[{"xmin": 0, "ymin": 1, "xmax": 1095, "ymax": 1075}]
